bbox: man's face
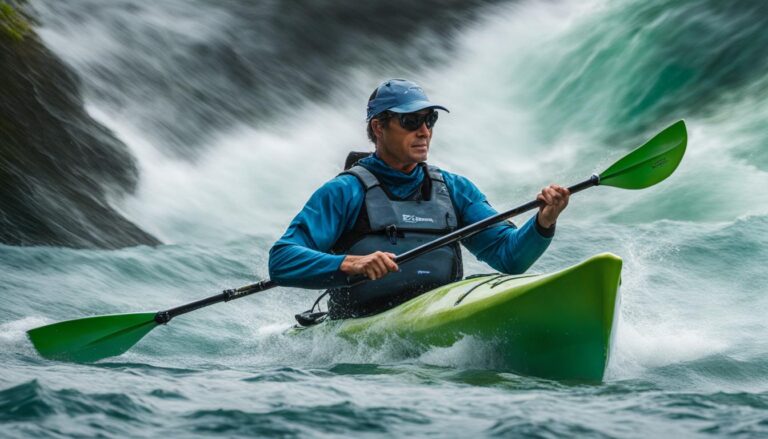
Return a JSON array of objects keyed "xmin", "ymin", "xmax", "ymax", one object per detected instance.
[{"xmin": 375, "ymin": 109, "xmax": 433, "ymax": 169}]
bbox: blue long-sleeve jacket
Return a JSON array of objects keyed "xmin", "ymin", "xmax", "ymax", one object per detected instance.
[{"xmin": 268, "ymin": 154, "xmax": 554, "ymax": 288}]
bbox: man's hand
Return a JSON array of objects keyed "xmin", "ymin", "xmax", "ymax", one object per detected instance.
[
  {"xmin": 340, "ymin": 251, "xmax": 399, "ymax": 280},
  {"xmin": 536, "ymin": 184, "xmax": 570, "ymax": 229}
]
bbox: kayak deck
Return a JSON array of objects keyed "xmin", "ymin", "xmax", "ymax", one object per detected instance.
[{"xmin": 293, "ymin": 253, "xmax": 622, "ymax": 381}]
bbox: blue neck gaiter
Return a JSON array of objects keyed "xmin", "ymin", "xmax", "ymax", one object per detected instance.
[{"xmin": 358, "ymin": 153, "xmax": 425, "ymax": 200}]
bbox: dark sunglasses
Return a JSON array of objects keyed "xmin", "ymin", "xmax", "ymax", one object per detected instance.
[{"xmin": 382, "ymin": 110, "xmax": 439, "ymax": 131}]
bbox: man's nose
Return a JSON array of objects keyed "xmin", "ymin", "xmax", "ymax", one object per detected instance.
[{"xmin": 416, "ymin": 121, "xmax": 431, "ymax": 136}]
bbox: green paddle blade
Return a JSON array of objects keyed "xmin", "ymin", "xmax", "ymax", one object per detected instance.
[
  {"xmin": 27, "ymin": 313, "xmax": 158, "ymax": 362},
  {"xmin": 599, "ymin": 120, "xmax": 687, "ymax": 189}
]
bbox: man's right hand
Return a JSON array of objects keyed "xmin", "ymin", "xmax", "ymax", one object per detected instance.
[{"xmin": 340, "ymin": 252, "xmax": 399, "ymax": 280}]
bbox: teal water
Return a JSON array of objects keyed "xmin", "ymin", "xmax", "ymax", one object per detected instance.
[{"xmin": 3, "ymin": 0, "xmax": 768, "ymax": 436}]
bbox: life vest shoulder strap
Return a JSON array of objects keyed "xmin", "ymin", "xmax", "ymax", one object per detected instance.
[
  {"xmin": 341, "ymin": 165, "xmax": 380, "ymax": 191},
  {"xmin": 425, "ymin": 164, "xmax": 445, "ymax": 183}
]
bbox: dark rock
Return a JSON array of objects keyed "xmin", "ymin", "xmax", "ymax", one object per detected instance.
[{"xmin": 0, "ymin": 6, "xmax": 160, "ymax": 249}]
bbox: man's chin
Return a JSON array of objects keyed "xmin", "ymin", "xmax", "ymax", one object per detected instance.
[{"xmin": 410, "ymin": 149, "xmax": 429, "ymax": 162}]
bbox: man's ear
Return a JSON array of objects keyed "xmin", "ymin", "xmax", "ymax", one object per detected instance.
[{"xmin": 371, "ymin": 119, "xmax": 385, "ymax": 139}]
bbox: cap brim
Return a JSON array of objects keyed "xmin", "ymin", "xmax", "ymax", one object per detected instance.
[{"xmin": 388, "ymin": 100, "xmax": 450, "ymax": 114}]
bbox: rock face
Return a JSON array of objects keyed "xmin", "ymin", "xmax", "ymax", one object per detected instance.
[{"xmin": 0, "ymin": 5, "xmax": 160, "ymax": 249}]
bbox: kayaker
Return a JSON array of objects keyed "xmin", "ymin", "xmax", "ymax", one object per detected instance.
[{"xmin": 269, "ymin": 79, "xmax": 570, "ymax": 320}]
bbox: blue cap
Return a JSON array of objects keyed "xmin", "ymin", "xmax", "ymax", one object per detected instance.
[{"xmin": 366, "ymin": 79, "xmax": 449, "ymax": 121}]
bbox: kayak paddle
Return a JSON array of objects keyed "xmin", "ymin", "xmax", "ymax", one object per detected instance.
[{"xmin": 26, "ymin": 119, "xmax": 687, "ymax": 363}]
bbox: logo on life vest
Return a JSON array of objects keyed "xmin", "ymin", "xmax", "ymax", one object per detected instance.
[{"xmin": 402, "ymin": 214, "xmax": 435, "ymax": 224}]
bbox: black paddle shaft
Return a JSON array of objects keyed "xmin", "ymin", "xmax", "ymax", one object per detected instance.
[
  {"xmin": 396, "ymin": 175, "xmax": 599, "ymax": 266},
  {"xmin": 154, "ymin": 174, "xmax": 599, "ymax": 324},
  {"xmin": 154, "ymin": 280, "xmax": 277, "ymax": 323}
]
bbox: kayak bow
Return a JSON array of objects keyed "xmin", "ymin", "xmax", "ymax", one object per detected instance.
[{"xmin": 293, "ymin": 253, "xmax": 623, "ymax": 381}]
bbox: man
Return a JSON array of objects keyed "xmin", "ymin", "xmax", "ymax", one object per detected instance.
[{"xmin": 269, "ymin": 79, "xmax": 569, "ymax": 320}]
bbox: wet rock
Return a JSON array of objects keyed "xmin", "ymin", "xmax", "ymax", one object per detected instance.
[{"xmin": 0, "ymin": 3, "xmax": 160, "ymax": 248}]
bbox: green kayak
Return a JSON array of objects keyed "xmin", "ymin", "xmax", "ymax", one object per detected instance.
[{"xmin": 294, "ymin": 253, "xmax": 622, "ymax": 381}]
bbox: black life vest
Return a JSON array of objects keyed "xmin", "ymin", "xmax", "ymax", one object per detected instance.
[{"xmin": 327, "ymin": 162, "xmax": 463, "ymax": 319}]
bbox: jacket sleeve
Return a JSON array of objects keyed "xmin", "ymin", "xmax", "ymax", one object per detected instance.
[
  {"xmin": 268, "ymin": 175, "xmax": 364, "ymax": 288},
  {"xmin": 442, "ymin": 172, "xmax": 553, "ymax": 274}
]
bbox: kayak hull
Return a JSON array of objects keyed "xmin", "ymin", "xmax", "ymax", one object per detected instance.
[{"xmin": 293, "ymin": 253, "xmax": 622, "ymax": 381}]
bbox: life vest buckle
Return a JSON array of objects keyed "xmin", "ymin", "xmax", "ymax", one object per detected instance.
[{"xmin": 386, "ymin": 224, "xmax": 398, "ymax": 244}]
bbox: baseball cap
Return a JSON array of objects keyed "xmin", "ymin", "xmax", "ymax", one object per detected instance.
[{"xmin": 366, "ymin": 79, "xmax": 449, "ymax": 121}]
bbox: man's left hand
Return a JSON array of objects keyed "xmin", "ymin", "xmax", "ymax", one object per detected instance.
[{"xmin": 536, "ymin": 184, "xmax": 570, "ymax": 229}]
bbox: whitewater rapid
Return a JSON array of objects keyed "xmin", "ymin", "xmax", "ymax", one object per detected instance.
[{"xmin": 2, "ymin": 0, "xmax": 767, "ymax": 436}]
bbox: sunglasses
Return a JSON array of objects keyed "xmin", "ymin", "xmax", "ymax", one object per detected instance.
[{"xmin": 382, "ymin": 110, "xmax": 439, "ymax": 131}]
